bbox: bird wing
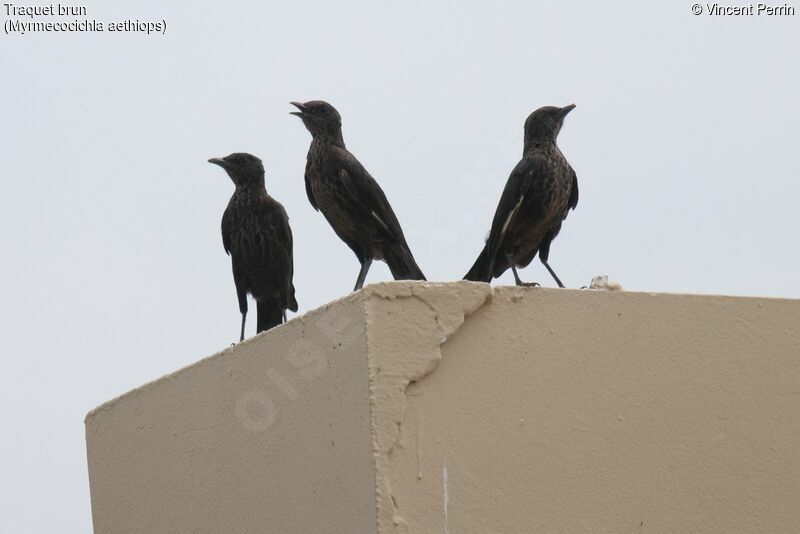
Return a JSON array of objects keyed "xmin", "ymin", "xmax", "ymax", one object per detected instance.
[
  {"xmin": 337, "ymin": 167, "xmax": 361, "ymax": 203},
  {"xmin": 258, "ymin": 198, "xmax": 298, "ymax": 311},
  {"xmin": 221, "ymin": 205, "xmax": 234, "ymax": 255},
  {"xmin": 272, "ymin": 202, "xmax": 298, "ymax": 311},
  {"xmin": 568, "ymin": 166, "xmax": 579, "ymax": 211},
  {"xmin": 329, "ymin": 146, "xmax": 410, "ymax": 247},
  {"xmin": 304, "ymin": 171, "xmax": 319, "ymax": 211},
  {"xmin": 483, "ymin": 156, "xmax": 546, "ymax": 270}
]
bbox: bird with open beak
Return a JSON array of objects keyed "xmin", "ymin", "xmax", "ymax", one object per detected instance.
[{"xmin": 291, "ymin": 100, "xmax": 426, "ymax": 291}]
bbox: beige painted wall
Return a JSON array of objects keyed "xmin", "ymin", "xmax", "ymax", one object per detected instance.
[
  {"xmin": 86, "ymin": 282, "xmax": 800, "ymax": 533},
  {"xmin": 86, "ymin": 294, "xmax": 377, "ymax": 533}
]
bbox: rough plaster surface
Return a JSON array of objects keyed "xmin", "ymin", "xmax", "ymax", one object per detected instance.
[
  {"xmin": 86, "ymin": 283, "xmax": 800, "ymax": 533},
  {"xmin": 387, "ymin": 287, "xmax": 800, "ymax": 533},
  {"xmin": 363, "ymin": 282, "xmax": 492, "ymax": 532}
]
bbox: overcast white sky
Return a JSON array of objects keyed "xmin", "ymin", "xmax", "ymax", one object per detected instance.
[{"xmin": 1, "ymin": 1, "xmax": 798, "ymax": 531}]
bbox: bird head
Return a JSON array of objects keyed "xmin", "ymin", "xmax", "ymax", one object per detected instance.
[
  {"xmin": 290, "ymin": 100, "xmax": 343, "ymax": 139},
  {"xmin": 523, "ymin": 104, "xmax": 576, "ymax": 147},
  {"xmin": 208, "ymin": 152, "xmax": 265, "ymax": 187}
]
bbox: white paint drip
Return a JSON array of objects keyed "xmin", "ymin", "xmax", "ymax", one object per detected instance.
[
  {"xmin": 416, "ymin": 410, "xmax": 423, "ymax": 480},
  {"xmin": 443, "ymin": 462, "xmax": 449, "ymax": 534}
]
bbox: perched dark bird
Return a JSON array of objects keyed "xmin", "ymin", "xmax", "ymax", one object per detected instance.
[
  {"xmin": 464, "ymin": 104, "xmax": 579, "ymax": 287},
  {"xmin": 208, "ymin": 153, "xmax": 298, "ymax": 341},
  {"xmin": 291, "ymin": 100, "xmax": 426, "ymax": 291}
]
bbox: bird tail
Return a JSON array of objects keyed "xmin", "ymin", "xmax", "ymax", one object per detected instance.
[
  {"xmin": 463, "ymin": 245, "xmax": 493, "ymax": 282},
  {"xmin": 256, "ymin": 300, "xmax": 284, "ymax": 334},
  {"xmin": 287, "ymin": 283, "xmax": 298, "ymax": 312},
  {"xmin": 384, "ymin": 242, "xmax": 426, "ymax": 281}
]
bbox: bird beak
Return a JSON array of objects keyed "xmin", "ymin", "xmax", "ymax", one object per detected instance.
[
  {"xmin": 208, "ymin": 157, "xmax": 228, "ymax": 168},
  {"xmin": 560, "ymin": 104, "xmax": 576, "ymax": 116},
  {"xmin": 289, "ymin": 101, "xmax": 307, "ymax": 117}
]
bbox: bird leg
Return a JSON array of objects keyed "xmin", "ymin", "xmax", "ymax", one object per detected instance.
[
  {"xmin": 542, "ymin": 260, "xmax": 565, "ymax": 288},
  {"xmin": 354, "ymin": 257, "xmax": 373, "ymax": 291},
  {"xmin": 236, "ymin": 287, "xmax": 248, "ymax": 342},
  {"xmin": 506, "ymin": 253, "xmax": 539, "ymax": 287}
]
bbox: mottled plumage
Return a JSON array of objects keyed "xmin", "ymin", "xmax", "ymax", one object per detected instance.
[
  {"xmin": 209, "ymin": 153, "xmax": 297, "ymax": 341},
  {"xmin": 465, "ymin": 104, "xmax": 579, "ymax": 287},
  {"xmin": 291, "ymin": 100, "xmax": 425, "ymax": 290}
]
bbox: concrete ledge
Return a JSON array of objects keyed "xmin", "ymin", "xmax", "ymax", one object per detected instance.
[{"xmin": 85, "ymin": 282, "xmax": 800, "ymax": 533}]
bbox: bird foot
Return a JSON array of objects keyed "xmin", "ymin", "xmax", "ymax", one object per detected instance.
[{"xmin": 516, "ymin": 281, "xmax": 541, "ymax": 288}]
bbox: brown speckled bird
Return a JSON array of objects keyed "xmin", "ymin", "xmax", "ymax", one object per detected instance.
[
  {"xmin": 209, "ymin": 153, "xmax": 297, "ymax": 341},
  {"xmin": 464, "ymin": 104, "xmax": 579, "ymax": 287},
  {"xmin": 291, "ymin": 100, "xmax": 426, "ymax": 291}
]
